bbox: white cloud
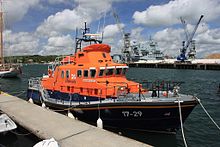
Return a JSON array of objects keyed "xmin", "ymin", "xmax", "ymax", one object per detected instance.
[
  {"xmin": 39, "ymin": 35, "xmax": 74, "ymax": 55},
  {"xmin": 133, "ymin": 0, "xmax": 220, "ymax": 26},
  {"xmin": 37, "ymin": 0, "xmax": 112, "ymax": 37},
  {"xmin": 103, "ymin": 24, "xmax": 124, "ymax": 38},
  {"xmin": 130, "ymin": 27, "xmax": 144, "ymax": 41},
  {"xmin": 3, "ymin": 30, "xmax": 40, "ymax": 56},
  {"xmin": 47, "ymin": 35, "xmax": 73, "ymax": 47},
  {"xmin": 101, "ymin": 24, "xmax": 125, "ymax": 54},
  {"xmin": 3, "ymin": 0, "xmax": 41, "ymax": 25},
  {"xmin": 153, "ymin": 28, "xmax": 182, "ymax": 56},
  {"xmin": 153, "ymin": 23, "xmax": 220, "ymax": 58},
  {"xmin": 2, "ymin": 0, "xmax": 129, "ymax": 56},
  {"xmin": 37, "ymin": 9, "xmax": 83, "ymax": 37},
  {"xmin": 47, "ymin": 0, "xmax": 69, "ymax": 4}
]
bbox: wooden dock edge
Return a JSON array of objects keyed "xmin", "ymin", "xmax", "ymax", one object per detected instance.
[{"xmin": 0, "ymin": 92, "xmax": 151, "ymax": 147}]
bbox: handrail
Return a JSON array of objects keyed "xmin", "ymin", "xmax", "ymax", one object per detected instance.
[
  {"xmin": 30, "ymin": 77, "xmax": 184, "ymax": 103},
  {"xmin": 28, "ymin": 78, "xmax": 147, "ymax": 105},
  {"xmin": 48, "ymin": 55, "xmax": 74, "ymax": 75},
  {"xmin": 141, "ymin": 80, "xmax": 184, "ymax": 91}
]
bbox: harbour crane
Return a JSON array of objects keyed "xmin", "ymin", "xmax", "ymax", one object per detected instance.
[
  {"xmin": 177, "ymin": 15, "xmax": 204, "ymax": 62},
  {"xmin": 112, "ymin": 9, "xmax": 132, "ymax": 62},
  {"xmin": 180, "ymin": 16, "xmax": 196, "ymax": 59}
]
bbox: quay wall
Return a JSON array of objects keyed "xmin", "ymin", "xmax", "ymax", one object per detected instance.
[
  {"xmin": 0, "ymin": 93, "xmax": 150, "ymax": 147},
  {"xmin": 128, "ymin": 63, "xmax": 220, "ymax": 70}
]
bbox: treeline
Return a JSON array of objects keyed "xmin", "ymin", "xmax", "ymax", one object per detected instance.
[{"xmin": 4, "ymin": 55, "xmax": 59, "ymax": 63}]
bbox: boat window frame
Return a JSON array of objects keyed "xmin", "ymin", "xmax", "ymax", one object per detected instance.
[
  {"xmin": 122, "ymin": 68, "xmax": 127, "ymax": 75},
  {"xmin": 115, "ymin": 68, "xmax": 122, "ymax": 75},
  {"xmin": 115, "ymin": 66, "xmax": 128, "ymax": 76},
  {"xmin": 102, "ymin": 53, "xmax": 106, "ymax": 58},
  {"xmin": 106, "ymin": 69, "xmax": 114, "ymax": 76},
  {"xmin": 61, "ymin": 70, "xmax": 65, "ymax": 78},
  {"xmin": 77, "ymin": 70, "xmax": 82, "ymax": 77},
  {"xmin": 106, "ymin": 66, "xmax": 115, "ymax": 76},
  {"xmin": 99, "ymin": 69, "xmax": 105, "ymax": 77},
  {"xmin": 90, "ymin": 68, "xmax": 96, "ymax": 78},
  {"xmin": 66, "ymin": 70, "xmax": 70, "ymax": 79},
  {"xmin": 84, "ymin": 69, "xmax": 89, "ymax": 78}
]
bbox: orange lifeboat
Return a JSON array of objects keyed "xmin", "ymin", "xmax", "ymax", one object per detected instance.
[{"xmin": 27, "ymin": 22, "xmax": 198, "ymax": 133}]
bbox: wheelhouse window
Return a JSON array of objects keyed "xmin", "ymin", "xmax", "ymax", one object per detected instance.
[
  {"xmin": 102, "ymin": 53, "xmax": 106, "ymax": 58},
  {"xmin": 84, "ymin": 70, "xmax": 88, "ymax": 78},
  {"xmin": 77, "ymin": 70, "xmax": 82, "ymax": 77},
  {"xmin": 61, "ymin": 70, "xmax": 64, "ymax": 78},
  {"xmin": 66, "ymin": 70, "xmax": 70, "ymax": 79},
  {"xmin": 122, "ymin": 68, "xmax": 127, "ymax": 75},
  {"xmin": 115, "ymin": 68, "xmax": 122, "ymax": 75},
  {"xmin": 99, "ymin": 69, "xmax": 105, "ymax": 77},
  {"xmin": 90, "ymin": 69, "xmax": 96, "ymax": 78},
  {"xmin": 106, "ymin": 68, "xmax": 114, "ymax": 76}
]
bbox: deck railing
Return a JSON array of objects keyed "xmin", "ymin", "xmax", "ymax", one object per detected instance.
[
  {"xmin": 28, "ymin": 78, "xmax": 184, "ymax": 106},
  {"xmin": 28, "ymin": 77, "xmax": 42, "ymax": 90}
]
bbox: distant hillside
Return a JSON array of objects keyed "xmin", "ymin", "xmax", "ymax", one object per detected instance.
[
  {"xmin": 4, "ymin": 55, "xmax": 59, "ymax": 63},
  {"xmin": 206, "ymin": 53, "xmax": 220, "ymax": 59}
]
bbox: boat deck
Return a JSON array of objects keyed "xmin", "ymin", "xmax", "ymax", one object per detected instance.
[
  {"xmin": 41, "ymin": 89, "xmax": 196, "ymax": 107},
  {"xmin": 0, "ymin": 92, "xmax": 150, "ymax": 147}
]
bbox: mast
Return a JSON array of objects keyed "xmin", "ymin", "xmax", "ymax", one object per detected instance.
[
  {"xmin": 75, "ymin": 22, "xmax": 102, "ymax": 53},
  {"xmin": 0, "ymin": 0, "xmax": 3, "ymax": 64}
]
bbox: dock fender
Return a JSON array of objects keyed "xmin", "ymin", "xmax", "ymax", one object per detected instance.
[
  {"xmin": 28, "ymin": 98, "xmax": 34, "ymax": 104},
  {"xmin": 67, "ymin": 110, "xmax": 75, "ymax": 119},
  {"xmin": 40, "ymin": 95, "xmax": 46, "ymax": 108},
  {"xmin": 97, "ymin": 117, "xmax": 103, "ymax": 129},
  {"xmin": 42, "ymin": 102, "xmax": 46, "ymax": 108}
]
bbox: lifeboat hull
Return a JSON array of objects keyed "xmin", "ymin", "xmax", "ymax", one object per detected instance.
[
  {"xmin": 26, "ymin": 89, "xmax": 197, "ymax": 133},
  {"xmin": 49, "ymin": 101, "xmax": 196, "ymax": 133}
]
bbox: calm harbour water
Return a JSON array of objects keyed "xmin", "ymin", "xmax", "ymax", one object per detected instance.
[{"xmin": 0, "ymin": 64, "xmax": 220, "ymax": 147}]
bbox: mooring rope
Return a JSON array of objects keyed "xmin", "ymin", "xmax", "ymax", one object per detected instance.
[
  {"xmin": 195, "ymin": 97, "xmax": 220, "ymax": 130},
  {"xmin": 177, "ymin": 99, "xmax": 188, "ymax": 147}
]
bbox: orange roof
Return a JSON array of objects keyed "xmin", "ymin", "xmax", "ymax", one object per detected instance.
[{"xmin": 83, "ymin": 44, "xmax": 110, "ymax": 53}]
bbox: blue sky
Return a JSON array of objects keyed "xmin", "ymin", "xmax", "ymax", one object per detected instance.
[{"xmin": 2, "ymin": 0, "xmax": 220, "ymax": 58}]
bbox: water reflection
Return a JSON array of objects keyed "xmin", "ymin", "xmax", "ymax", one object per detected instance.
[{"xmin": 107, "ymin": 128, "xmax": 177, "ymax": 147}]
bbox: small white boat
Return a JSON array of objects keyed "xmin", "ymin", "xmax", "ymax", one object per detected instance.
[
  {"xmin": 33, "ymin": 138, "xmax": 60, "ymax": 147},
  {"xmin": 0, "ymin": 65, "xmax": 21, "ymax": 78},
  {"xmin": 0, "ymin": 113, "xmax": 17, "ymax": 133}
]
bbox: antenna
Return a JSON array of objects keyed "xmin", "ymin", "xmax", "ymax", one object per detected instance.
[
  {"xmin": 101, "ymin": 11, "xmax": 106, "ymax": 42},
  {"xmin": 97, "ymin": 20, "xmax": 100, "ymax": 34},
  {"xmin": 74, "ymin": 27, "xmax": 78, "ymax": 54},
  {"xmin": 74, "ymin": 22, "xmax": 103, "ymax": 53}
]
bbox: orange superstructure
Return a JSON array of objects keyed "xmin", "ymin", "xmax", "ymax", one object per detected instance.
[{"xmin": 42, "ymin": 43, "xmax": 144, "ymax": 100}]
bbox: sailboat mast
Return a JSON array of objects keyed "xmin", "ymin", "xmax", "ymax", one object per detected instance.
[{"xmin": 0, "ymin": 0, "xmax": 3, "ymax": 64}]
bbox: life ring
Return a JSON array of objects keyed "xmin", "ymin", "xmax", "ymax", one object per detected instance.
[{"xmin": 162, "ymin": 91, "xmax": 168, "ymax": 97}]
